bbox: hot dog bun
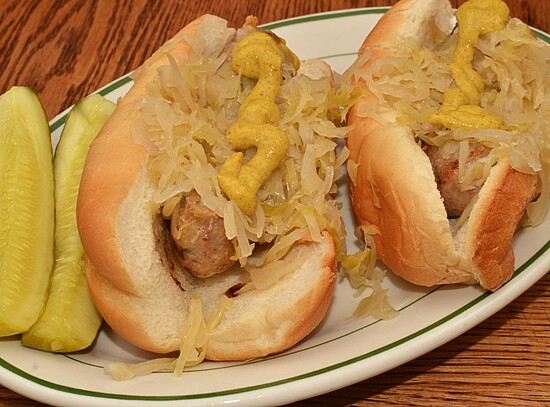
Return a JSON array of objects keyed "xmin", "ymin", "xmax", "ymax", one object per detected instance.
[
  {"xmin": 77, "ymin": 15, "xmax": 338, "ymax": 360},
  {"xmin": 347, "ymin": 0, "xmax": 545, "ymax": 291}
]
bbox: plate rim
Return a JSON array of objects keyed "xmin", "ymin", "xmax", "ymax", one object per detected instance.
[
  {"xmin": 2, "ymin": 239, "xmax": 548, "ymax": 403},
  {"xmin": 2, "ymin": 5, "xmax": 550, "ymax": 406}
]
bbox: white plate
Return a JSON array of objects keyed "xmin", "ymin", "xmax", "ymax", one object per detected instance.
[{"xmin": 1, "ymin": 8, "xmax": 549, "ymax": 407}]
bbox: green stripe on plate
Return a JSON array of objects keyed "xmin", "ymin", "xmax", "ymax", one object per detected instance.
[
  {"xmin": 1, "ymin": 237, "xmax": 547, "ymax": 401},
  {"xmin": 48, "ymin": 75, "xmax": 133, "ymax": 134},
  {"xmin": 8, "ymin": 6, "xmax": 549, "ymax": 403},
  {"xmin": 262, "ymin": 8, "xmax": 389, "ymax": 29}
]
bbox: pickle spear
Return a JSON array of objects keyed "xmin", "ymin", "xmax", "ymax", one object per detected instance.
[
  {"xmin": 0, "ymin": 87, "xmax": 55, "ymax": 336},
  {"xmin": 22, "ymin": 94, "xmax": 115, "ymax": 352}
]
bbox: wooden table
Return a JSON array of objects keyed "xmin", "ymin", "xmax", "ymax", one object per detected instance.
[{"xmin": 1, "ymin": 0, "xmax": 549, "ymax": 405}]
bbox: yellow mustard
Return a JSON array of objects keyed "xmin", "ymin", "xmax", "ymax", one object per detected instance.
[
  {"xmin": 218, "ymin": 32, "xmax": 299, "ymax": 216},
  {"xmin": 428, "ymin": 0, "xmax": 509, "ymax": 130}
]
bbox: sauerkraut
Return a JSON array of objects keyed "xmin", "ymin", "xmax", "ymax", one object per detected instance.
[
  {"xmin": 106, "ymin": 295, "xmax": 231, "ymax": 380},
  {"xmin": 347, "ymin": 17, "xmax": 550, "ymax": 226},
  {"xmin": 130, "ymin": 19, "xmax": 395, "ymax": 341},
  {"xmin": 133, "ymin": 23, "xmax": 355, "ymax": 269}
]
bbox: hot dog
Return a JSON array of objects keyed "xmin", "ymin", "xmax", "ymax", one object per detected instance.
[
  {"xmin": 346, "ymin": 0, "xmax": 549, "ymax": 291},
  {"xmin": 76, "ymin": 14, "xmax": 352, "ymax": 371}
]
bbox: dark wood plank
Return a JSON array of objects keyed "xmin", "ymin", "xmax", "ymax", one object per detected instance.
[{"xmin": 0, "ymin": 1, "xmax": 548, "ymax": 405}]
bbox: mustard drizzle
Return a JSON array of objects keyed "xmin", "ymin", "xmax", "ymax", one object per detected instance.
[
  {"xmin": 428, "ymin": 0, "xmax": 509, "ymax": 130},
  {"xmin": 218, "ymin": 32, "xmax": 299, "ymax": 216}
]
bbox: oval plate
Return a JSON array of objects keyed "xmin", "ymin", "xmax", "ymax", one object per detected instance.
[{"xmin": 1, "ymin": 8, "xmax": 549, "ymax": 407}]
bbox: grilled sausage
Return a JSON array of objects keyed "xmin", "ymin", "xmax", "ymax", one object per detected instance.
[{"xmin": 170, "ymin": 191, "xmax": 235, "ymax": 278}]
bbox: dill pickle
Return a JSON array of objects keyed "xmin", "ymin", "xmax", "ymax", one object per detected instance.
[
  {"xmin": 0, "ymin": 87, "xmax": 55, "ymax": 336},
  {"xmin": 21, "ymin": 94, "xmax": 115, "ymax": 352}
]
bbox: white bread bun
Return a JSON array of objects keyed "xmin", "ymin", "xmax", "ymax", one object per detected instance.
[
  {"xmin": 77, "ymin": 15, "xmax": 337, "ymax": 359},
  {"xmin": 347, "ymin": 0, "xmax": 542, "ymax": 291}
]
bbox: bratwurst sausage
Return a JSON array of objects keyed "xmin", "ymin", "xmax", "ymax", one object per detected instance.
[
  {"xmin": 424, "ymin": 140, "xmax": 490, "ymax": 217},
  {"xmin": 170, "ymin": 191, "xmax": 235, "ymax": 278}
]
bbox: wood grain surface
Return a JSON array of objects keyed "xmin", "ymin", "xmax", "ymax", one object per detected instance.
[{"xmin": 1, "ymin": 0, "xmax": 549, "ymax": 405}]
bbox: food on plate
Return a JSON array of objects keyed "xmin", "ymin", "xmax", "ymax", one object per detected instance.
[
  {"xmin": 22, "ymin": 94, "xmax": 115, "ymax": 352},
  {"xmin": 346, "ymin": 0, "xmax": 550, "ymax": 290},
  {"xmin": 77, "ymin": 14, "xmax": 367, "ymax": 375},
  {"xmin": 0, "ymin": 87, "xmax": 55, "ymax": 336}
]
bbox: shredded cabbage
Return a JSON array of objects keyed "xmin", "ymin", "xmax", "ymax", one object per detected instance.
[
  {"xmin": 133, "ymin": 23, "xmax": 361, "ymax": 274},
  {"xmin": 105, "ymin": 295, "xmax": 232, "ymax": 380},
  {"xmin": 130, "ymin": 19, "xmax": 394, "ymax": 334},
  {"xmin": 173, "ymin": 294, "xmax": 208, "ymax": 375},
  {"xmin": 347, "ymin": 18, "xmax": 550, "ymax": 226}
]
